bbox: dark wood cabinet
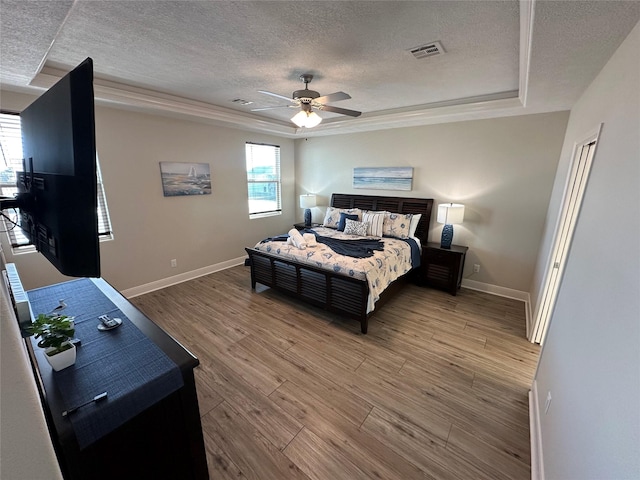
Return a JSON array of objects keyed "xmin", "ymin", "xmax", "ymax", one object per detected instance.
[
  {"xmin": 27, "ymin": 278, "xmax": 209, "ymax": 480},
  {"xmin": 418, "ymin": 242, "xmax": 468, "ymax": 295}
]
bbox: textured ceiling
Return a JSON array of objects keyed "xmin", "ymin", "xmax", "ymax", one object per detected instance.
[{"xmin": 1, "ymin": 0, "xmax": 639, "ymax": 136}]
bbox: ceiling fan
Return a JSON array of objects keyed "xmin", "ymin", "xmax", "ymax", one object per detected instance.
[{"xmin": 252, "ymin": 74, "xmax": 362, "ymax": 128}]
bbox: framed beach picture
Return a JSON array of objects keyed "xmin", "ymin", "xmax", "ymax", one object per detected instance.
[
  {"xmin": 159, "ymin": 162, "xmax": 212, "ymax": 197},
  {"xmin": 353, "ymin": 167, "xmax": 413, "ymax": 191}
]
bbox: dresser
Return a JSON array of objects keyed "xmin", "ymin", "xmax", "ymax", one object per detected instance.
[{"xmin": 26, "ymin": 278, "xmax": 209, "ymax": 480}]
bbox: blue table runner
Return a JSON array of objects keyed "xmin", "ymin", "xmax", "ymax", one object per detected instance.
[{"xmin": 28, "ymin": 278, "xmax": 184, "ymax": 449}]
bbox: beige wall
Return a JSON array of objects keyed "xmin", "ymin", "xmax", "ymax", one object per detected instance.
[
  {"xmin": 295, "ymin": 112, "xmax": 569, "ymax": 293},
  {"xmin": 0, "ymin": 91, "xmax": 295, "ymax": 291}
]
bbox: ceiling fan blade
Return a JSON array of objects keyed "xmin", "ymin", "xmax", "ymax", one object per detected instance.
[
  {"xmin": 258, "ymin": 90, "xmax": 295, "ymax": 103},
  {"xmin": 319, "ymin": 105, "xmax": 362, "ymax": 117},
  {"xmin": 251, "ymin": 105, "xmax": 294, "ymax": 111},
  {"xmin": 315, "ymin": 91, "xmax": 351, "ymax": 104}
]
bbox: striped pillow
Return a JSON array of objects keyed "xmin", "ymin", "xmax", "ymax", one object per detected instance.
[{"xmin": 362, "ymin": 211, "xmax": 385, "ymax": 237}]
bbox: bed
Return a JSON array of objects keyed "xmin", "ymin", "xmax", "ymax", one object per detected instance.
[{"xmin": 245, "ymin": 193, "xmax": 434, "ymax": 333}]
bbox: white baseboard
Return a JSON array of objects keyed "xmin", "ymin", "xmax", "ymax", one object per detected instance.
[
  {"xmin": 461, "ymin": 278, "xmax": 529, "ymax": 302},
  {"xmin": 461, "ymin": 279, "xmax": 532, "ymax": 326},
  {"xmin": 121, "ymin": 256, "xmax": 246, "ymax": 299},
  {"xmin": 525, "ymin": 297, "xmax": 534, "ymax": 340},
  {"xmin": 529, "ymin": 380, "xmax": 544, "ymax": 480}
]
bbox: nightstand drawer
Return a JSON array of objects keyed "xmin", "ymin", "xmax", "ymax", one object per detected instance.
[{"xmin": 424, "ymin": 249, "xmax": 452, "ymax": 265}]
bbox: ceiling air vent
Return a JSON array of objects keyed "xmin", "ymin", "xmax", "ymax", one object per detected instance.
[{"xmin": 409, "ymin": 41, "xmax": 445, "ymax": 59}]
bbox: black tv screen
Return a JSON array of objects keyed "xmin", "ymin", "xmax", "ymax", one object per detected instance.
[{"xmin": 16, "ymin": 57, "xmax": 100, "ymax": 278}]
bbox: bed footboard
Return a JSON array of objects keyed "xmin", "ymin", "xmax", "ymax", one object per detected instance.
[{"xmin": 246, "ymin": 248, "xmax": 371, "ymax": 333}]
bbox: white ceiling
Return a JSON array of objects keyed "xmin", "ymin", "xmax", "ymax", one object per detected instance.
[{"xmin": 1, "ymin": 1, "xmax": 639, "ymax": 138}]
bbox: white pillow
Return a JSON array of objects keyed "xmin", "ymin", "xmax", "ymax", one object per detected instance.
[
  {"xmin": 344, "ymin": 219, "xmax": 369, "ymax": 236},
  {"xmin": 362, "ymin": 211, "xmax": 385, "ymax": 237},
  {"xmin": 409, "ymin": 213, "xmax": 422, "ymax": 237}
]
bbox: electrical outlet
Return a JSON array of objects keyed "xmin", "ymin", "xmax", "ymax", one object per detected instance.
[
  {"xmin": 544, "ymin": 391, "xmax": 552, "ymax": 414},
  {"xmin": 171, "ymin": 259, "xmax": 177, "ymax": 268},
  {"xmin": 473, "ymin": 264, "xmax": 480, "ymax": 273}
]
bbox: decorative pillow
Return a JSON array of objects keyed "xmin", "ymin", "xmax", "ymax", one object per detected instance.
[
  {"xmin": 408, "ymin": 213, "xmax": 422, "ymax": 237},
  {"xmin": 322, "ymin": 207, "xmax": 361, "ymax": 229},
  {"xmin": 337, "ymin": 213, "xmax": 359, "ymax": 232},
  {"xmin": 344, "ymin": 219, "xmax": 369, "ymax": 236},
  {"xmin": 362, "ymin": 211, "xmax": 385, "ymax": 237},
  {"xmin": 383, "ymin": 212, "xmax": 413, "ymax": 239}
]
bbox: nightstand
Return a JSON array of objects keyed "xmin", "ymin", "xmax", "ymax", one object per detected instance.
[
  {"xmin": 293, "ymin": 222, "xmax": 321, "ymax": 230},
  {"xmin": 418, "ymin": 242, "xmax": 468, "ymax": 295}
]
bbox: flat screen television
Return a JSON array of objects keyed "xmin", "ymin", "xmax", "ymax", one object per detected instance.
[{"xmin": 0, "ymin": 57, "xmax": 100, "ymax": 278}]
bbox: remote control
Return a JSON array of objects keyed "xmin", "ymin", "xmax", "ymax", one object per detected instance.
[{"xmin": 98, "ymin": 315, "xmax": 119, "ymax": 328}]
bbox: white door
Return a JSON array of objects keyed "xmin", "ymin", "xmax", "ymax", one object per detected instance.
[{"xmin": 530, "ymin": 124, "xmax": 602, "ymax": 344}]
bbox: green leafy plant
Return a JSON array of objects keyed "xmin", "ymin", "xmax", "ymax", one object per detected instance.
[{"xmin": 25, "ymin": 314, "xmax": 75, "ymax": 356}]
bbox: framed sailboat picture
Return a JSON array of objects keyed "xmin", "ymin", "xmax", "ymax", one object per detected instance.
[{"xmin": 159, "ymin": 162, "xmax": 212, "ymax": 197}]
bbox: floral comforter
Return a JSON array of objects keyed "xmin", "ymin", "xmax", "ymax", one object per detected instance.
[{"xmin": 253, "ymin": 226, "xmax": 419, "ymax": 313}]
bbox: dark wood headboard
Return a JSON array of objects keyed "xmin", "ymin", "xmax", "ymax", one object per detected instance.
[{"xmin": 330, "ymin": 193, "xmax": 434, "ymax": 244}]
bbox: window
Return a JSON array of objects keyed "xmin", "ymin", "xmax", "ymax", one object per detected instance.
[
  {"xmin": 245, "ymin": 142, "xmax": 281, "ymax": 218},
  {"xmin": 0, "ymin": 112, "xmax": 113, "ymax": 252}
]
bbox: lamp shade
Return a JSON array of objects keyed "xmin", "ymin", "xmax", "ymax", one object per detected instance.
[
  {"xmin": 300, "ymin": 194, "xmax": 316, "ymax": 227},
  {"xmin": 299, "ymin": 194, "xmax": 317, "ymax": 209},
  {"xmin": 437, "ymin": 203, "xmax": 465, "ymax": 225},
  {"xmin": 291, "ymin": 110, "xmax": 322, "ymax": 128}
]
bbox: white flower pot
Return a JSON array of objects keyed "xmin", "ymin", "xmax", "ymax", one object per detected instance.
[{"xmin": 44, "ymin": 342, "xmax": 76, "ymax": 371}]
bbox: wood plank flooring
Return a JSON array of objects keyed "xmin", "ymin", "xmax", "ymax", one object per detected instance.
[{"xmin": 130, "ymin": 265, "xmax": 539, "ymax": 480}]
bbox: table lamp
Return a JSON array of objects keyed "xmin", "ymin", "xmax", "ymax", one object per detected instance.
[
  {"xmin": 437, "ymin": 203, "xmax": 465, "ymax": 249},
  {"xmin": 299, "ymin": 194, "xmax": 317, "ymax": 227}
]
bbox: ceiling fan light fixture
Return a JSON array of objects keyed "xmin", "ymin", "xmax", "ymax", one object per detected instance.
[{"xmin": 291, "ymin": 110, "xmax": 322, "ymax": 128}]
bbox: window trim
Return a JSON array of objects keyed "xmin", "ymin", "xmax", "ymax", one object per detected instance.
[{"xmin": 245, "ymin": 142, "xmax": 282, "ymax": 219}]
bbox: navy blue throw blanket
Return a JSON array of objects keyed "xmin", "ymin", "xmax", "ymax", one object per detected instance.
[
  {"xmin": 403, "ymin": 236, "xmax": 421, "ymax": 268},
  {"xmin": 309, "ymin": 231, "xmax": 384, "ymax": 258},
  {"xmin": 260, "ymin": 234, "xmax": 289, "ymax": 243}
]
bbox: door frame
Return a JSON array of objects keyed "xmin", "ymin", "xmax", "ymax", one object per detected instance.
[{"xmin": 529, "ymin": 123, "xmax": 602, "ymax": 344}]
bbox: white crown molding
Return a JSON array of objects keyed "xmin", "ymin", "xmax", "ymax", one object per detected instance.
[
  {"xmin": 27, "ymin": 68, "xmax": 540, "ymax": 137},
  {"xmin": 19, "ymin": 70, "xmax": 564, "ymax": 139},
  {"xmin": 303, "ymin": 96, "xmax": 532, "ymax": 137},
  {"xmin": 519, "ymin": 0, "xmax": 536, "ymax": 107},
  {"xmin": 29, "ymin": 70, "xmax": 300, "ymax": 138}
]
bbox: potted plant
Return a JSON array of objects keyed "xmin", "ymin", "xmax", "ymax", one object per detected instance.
[{"xmin": 26, "ymin": 313, "xmax": 76, "ymax": 371}]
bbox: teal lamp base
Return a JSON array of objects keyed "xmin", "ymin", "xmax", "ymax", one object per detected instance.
[{"xmin": 440, "ymin": 224, "xmax": 453, "ymax": 249}]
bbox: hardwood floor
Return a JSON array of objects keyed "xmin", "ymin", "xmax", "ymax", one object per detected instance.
[{"xmin": 130, "ymin": 265, "xmax": 540, "ymax": 480}]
